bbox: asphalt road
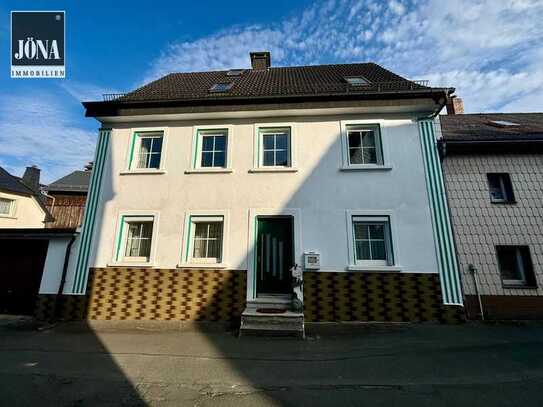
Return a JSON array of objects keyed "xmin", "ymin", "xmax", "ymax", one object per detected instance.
[{"xmin": 1, "ymin": 319, "xmax": 543, "ymax": 406}]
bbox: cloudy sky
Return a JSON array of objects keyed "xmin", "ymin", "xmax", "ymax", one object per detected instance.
[{"xmin": 1, "ymin": 0, "xmax": 542, "ymax": 182}]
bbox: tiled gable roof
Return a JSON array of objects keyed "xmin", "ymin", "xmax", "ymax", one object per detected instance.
[
  {"xmin": 441, "ymin": 113, "xmax": 543, "ymax": 141},
  {"xmin": 0, "ymin": 166, "xmax": 34, "ymax": 195},
  {"xmin": 47, "ymin": 170, "xmax": 91, "ymax": 193},
  {"xmin": 119, "ymin": 63, "xmax": 428, "ymax": 102}
]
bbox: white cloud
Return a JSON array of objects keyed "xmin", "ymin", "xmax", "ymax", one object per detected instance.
[
  {"xmin": 0, "ymin": 92, "xmax": 96, "ymax": 183},
  {"xmin": 60, "ymin": 80, "xmax": 119, "ymax": 102},
  {"xmin": 145, "ymin": 0, "xmax": 543, "ymax": 112}
]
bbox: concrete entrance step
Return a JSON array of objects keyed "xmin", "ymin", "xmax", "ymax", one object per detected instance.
[
  {"xmin": 240, "ymin": 309, "xmax": 304, "ymax": 338},
  {"xmin": 245, "ymin": 295, "xmax": 292, "ymax": 311}
]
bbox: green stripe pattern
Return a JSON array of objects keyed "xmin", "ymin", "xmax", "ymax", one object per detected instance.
[
  {"xmin": 72, "ymin": 129, "xmax": 111, "ymax": 294},
  {"xmin": 419, "ymin": 120, "xmax": 463, "ymax": 305}
]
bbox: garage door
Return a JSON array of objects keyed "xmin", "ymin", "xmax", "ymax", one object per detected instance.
[{"xmin": 0, "ymin": 239, "xmax": 49, "ymax": 315}]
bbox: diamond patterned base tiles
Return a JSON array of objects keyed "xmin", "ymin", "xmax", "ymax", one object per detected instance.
[
  {"xmin": 303, "ymin": 272, "xmax": 465, "ymax": 324},
  {"xmin": 35, "ymin": 268, "xmax": 247, "ymax": 322}
]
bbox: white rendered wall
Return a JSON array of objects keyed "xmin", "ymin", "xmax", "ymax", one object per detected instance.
[
  {"xmin": 0, "ymin": 190, "xmax": 45, "ymax": 228},
  {"xmin": 39, "ymin": 237, "xmax": 71, "ymax": 294},
  {"xmin": 87, "ymin": 113, "xmax": 438, "ymax": 285}
]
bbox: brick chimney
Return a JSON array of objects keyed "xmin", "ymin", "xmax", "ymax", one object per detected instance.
[
  {"xmin": 446, "ymin": 96, "xmax": 464, "ymax": 115},
  {"xmin": 22, "ymin": 165, "xmax": 41, "ymax": 192},
  {"xmin": 250, "ymin": 52, "xmax": 271, "ymax": 70}
]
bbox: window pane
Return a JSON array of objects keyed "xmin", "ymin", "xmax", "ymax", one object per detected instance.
[
  {"xmin": 275, "ymin": 134, "xmax": 288, "ymax": 150},
  {"xmin": 349, "ymin": 148, "xmax": 363, "ymax": 164},
  {"xmin": 194, "ymin": 222, "xmax": 208, "ymax": 239},
  {"xmin": 207, "ymin": 222, "xmax": 222, "ymax": 239},
  {"xmin": 207, "ymin": 238, "xmax": 222, "ymax": 259},
  {"xmin": 201, "ymin": 152, "xmax": 214, "ymax": 167},
  {"xmin": 0, "ymin": 198, "xmax": 11, "ymax": 215},
  {"xmin": 371, "ymin": 241, "xmax": 386, "ymax": 260},
  {"xmin": 151, "ymin": 137, "xmax": 163, "ymax": 153},
  {"xmin": 213, "ymin": 151, "xmax": 226, "ymax": 167},
  {"xmin": 348, "ymin": 132, "xmax": 361, "ymax": 148},
  {"xmin": 193, "ymin": 239, "xmax": 205, "ymax": 258},
  {"xmin": 369, "ymin": 224, "xmax": 384, "ymax": 239},
  {"xmin": 263, "ymin": 135, "xmax": 274, "ymax": 150},
  {"xmin": 149, "ymin": 153, "xmax": 161, "ymax": 169},
  {"xmin": 363, "ymin": 148, "xmax": 377, "ymax": 164},
  {"xmin": 353, "ymin": 223, "xmax": 368, "ymax": 240},
  {"xmin": 125, "ymin": 221, "xmax": 153, "ymax": 258},
  {"xmin": 361, "ymin": 131, "xmax": 375, "ymax": 148},
  {"xmin": 140, "ymin": 138, "xmax": 152, "ymax": 153},
  {"xmin": 214, "ymin": 135, "xmax": 226, "ymax": 151},
  {"xmin": 276, "ymin": 150, "xmax": 288, "ymax": 166},
  {"xmin": 202, "ymin": 136, "xmax": 214, "ymax": 151},
  {"xmin": 355, "ymin": 240, "xmax": 371, "ymax": 260},
  {"xmin": 263, "ymin": 151, "xmax": 275, "ymax": 166},
  {"xmin": 498, "ymin": 248, "xmax": 521, "ymax": 281}
]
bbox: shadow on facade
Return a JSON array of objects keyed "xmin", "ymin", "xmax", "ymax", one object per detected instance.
[{"xmin": 33, "ymin": 114, "xmax": 461, "ymax": 405}]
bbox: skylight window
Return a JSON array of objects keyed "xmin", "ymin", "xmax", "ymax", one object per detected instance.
[
  {"xmin": 226, "ymin": 69, "xmax": 245, "ymax": 76},
  {"xmin": 345, "ymin": 76, "xmax": 370, "ymax": 86},
  {"xmin": 489, "ymin": 120, "xmax": 520, "ymax": 127},
  {"xmin": 209, "ymin": 83, "xmax": 233, "ymax": 93}
]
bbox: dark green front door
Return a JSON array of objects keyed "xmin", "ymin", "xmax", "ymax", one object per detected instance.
[{"xmin": 256, "ymin": 217, "xmax": 294, "ymax": 295}]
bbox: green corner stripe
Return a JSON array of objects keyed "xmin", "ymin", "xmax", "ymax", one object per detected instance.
[
  {"xmin": 115, "ymin": 215, "xmax": 125, "ymax": 261},
  {"xmin": 419, "ymin": 120, "xmax": 462, "ymax": 305},
  {"xmin": 72, "ymin": 129, "xmax": 110, "ymax": 294},
  {"xmin": 128, "ymin": 132, "xmax": 137, "ymax": 170}
]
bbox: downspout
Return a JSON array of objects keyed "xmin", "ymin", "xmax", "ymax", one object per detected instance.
[
  {"xmin": 468, "ymin": 264, "xmax": 484, "ymax": 320},
  {"xmin": 53, "ymin": 234, "xmax": 77, "ymax": 322}
]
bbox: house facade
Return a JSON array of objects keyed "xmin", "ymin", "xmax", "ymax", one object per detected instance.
[
  {"xmin": 441, "ymin": 113, "xmax": 543, "ymax": 320},
  {"xmin": 0, "ymin": 166, "xmax": 50, "ymax": 228},
  {"xmin": 36, "ymin": 53, "xmax": 464, "ymax": 328}
]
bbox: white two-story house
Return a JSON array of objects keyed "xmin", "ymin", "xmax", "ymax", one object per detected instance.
[{"xmin": 37, "ymin": 52, "xmax": 464, "ymax": 333}]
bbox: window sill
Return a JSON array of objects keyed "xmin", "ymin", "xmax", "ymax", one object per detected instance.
[
  {"xmin": 0, "ymin": 214, "xmax": 16, "ymax": 219},
  {"xmin": 177, "ymin": 263, "xmax": 229, "ymax": 269},
  {"xmin": 184, "ymin": 168, "xmax": 233, "ymax": 174},
  {"xmin": 107, "ymin": 262, "xmax": 156, "ymax": 268},
  {"xmin": 249, "ymin": 167, "xmax": 298, "ymax": 173},
  {"xmin": 340, "ymin": 165, "xmax": 392, "ymax": 171},
  {"xmin": 490, "ymin": 200, "xmax": 517, "ymax": 205},
  {"xmin": 347, "ymin": 265, "xmax": 401, "ymax": 272},
  {"xmin": 120, "ymin": 169, "xmax": 166, "ymax": 175}
]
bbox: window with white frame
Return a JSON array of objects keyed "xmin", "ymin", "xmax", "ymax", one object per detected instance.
[
  {"xmin": 345, "ymin": 124, "xmax": 383, "ymax": 166},
  {"xmin": 0, "ymin": 197, "xmax": 14, "ymax": 216},
  {"xmin": 131, "ymin": 132, "xmax": 164, "ymax": 170},
  {"xmin": 496, "ymin": 245, "xmax": 536, "ymax": 287},
  {"xmin": 351, "ymin": 216, "xmax": 394, "ymax": 266},
  {"xmin": 196, "ymin": 129, "xmax": 228, "ymax": 168},
  {"xmin": 188, "ymin": 216, "xmax": 224, "ymax": 263},
  {"xmin": 260, "ymin": 128, "xmax": 291, "ymax": 167},
  {"xmin": 118, "ymin": 216, "xmax": 155, "ymax": 263}
]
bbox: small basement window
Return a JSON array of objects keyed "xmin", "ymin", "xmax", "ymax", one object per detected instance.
[
  {"xmin": 209, "ymin": 83, "xmax": 233, "ymax": 93},
  {"xmin": 345, "ymin": 76, "xmax": 370, "ymax": 86},
  {"xmin": 487, "ymin": 173, "xmax": 515, "ymax": 203},
  {"xmin": 496, "ymin": 246, "xmax": 536, "ymax": 288}
]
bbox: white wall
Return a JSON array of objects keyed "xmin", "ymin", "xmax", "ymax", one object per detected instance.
[
  {"xmin": 0, "ymin": 190, "xmax": 46, "ymax": 228},
  {"xmin": 39, "ymin": 236, "xmax": 71, "ymax": 294},
  {"xmin": 86, "ymin": 112, "xmax": 438, "ymax": 285}
]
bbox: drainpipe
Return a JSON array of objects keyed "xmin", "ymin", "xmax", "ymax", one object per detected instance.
[
  {"xmin": 53, "ymin": 234, "xmax": 77, "ymax": 322},
  {"xmin": 468, "ymin": 264, "xmax": 484, "ymax": 321}
]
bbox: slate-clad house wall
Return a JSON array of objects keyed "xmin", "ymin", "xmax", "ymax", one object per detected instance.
[
  {"xmin": 441, "ymin": 113, "xmax": 543, "ymax": 319},
  {"xmin": 36, "ymin": 53, "xmax": 464, "ymax": 323}
]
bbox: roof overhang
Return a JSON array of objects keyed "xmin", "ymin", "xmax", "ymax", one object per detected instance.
[
  {"xmin": 0, "ymin": 228, "xmax": 77, "ymax": 239},
  {"xmin": 83, "ymin": 89, "xmax": 453, "ymax": 123},
  {"xmin": 440, "ymin": 138, "xmax": 543, "ymax": 156}
]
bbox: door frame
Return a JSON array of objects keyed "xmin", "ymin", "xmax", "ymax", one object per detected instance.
[{"xmin": 247, "ymin": 208, "xmax": 302, "ymax": 300}]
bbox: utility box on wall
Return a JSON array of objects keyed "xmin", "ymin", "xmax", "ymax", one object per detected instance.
[{"xmin": 304, "ymin": 251, "xmax": 320, "ymax": 270}]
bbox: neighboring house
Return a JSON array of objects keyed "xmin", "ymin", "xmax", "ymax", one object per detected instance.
[
  {"xmin": 440, "ymin": 112, "xmax": 543, "ymax": 319},
  {"xmin": 0, "ymin": 165, "xmax": 66, "ymax": 316},
  {"xmin": 0, "ymin": 165, "xmax": 51, "ymax": 228},
  {"xmin": 37, "ymin": 52, "xmax": 464, "ymax": 332},
  {"xmin": 45, "ymin": 163, "xmax": 92, "ymax": 229}
]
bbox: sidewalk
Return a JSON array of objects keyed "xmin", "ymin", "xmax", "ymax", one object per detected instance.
[{"xmin": 1, "ymin": 321, "xmax": 543, "ymax": 406}]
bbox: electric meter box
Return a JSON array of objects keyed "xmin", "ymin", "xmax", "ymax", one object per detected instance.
[{"xmin": 304, "ymin": 251, "xmax": 321, "ymax": 270}]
